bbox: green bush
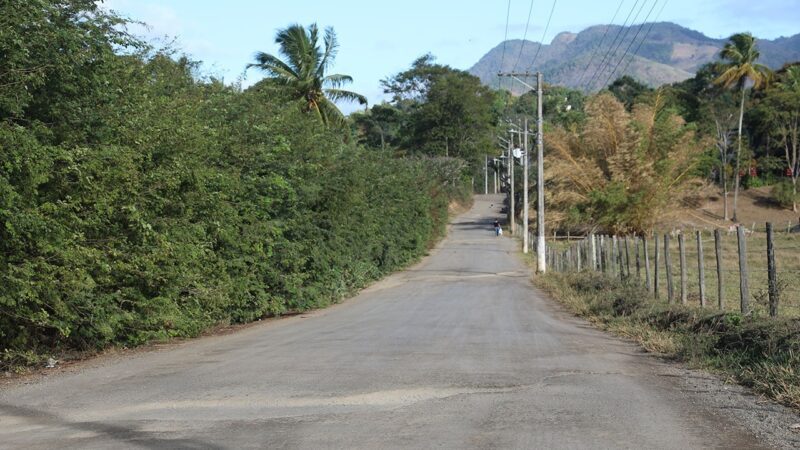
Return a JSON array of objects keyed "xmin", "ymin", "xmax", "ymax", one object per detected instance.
[{"xmin": 771, "ymin": 180, "xmax": 799, "ymax": 208}]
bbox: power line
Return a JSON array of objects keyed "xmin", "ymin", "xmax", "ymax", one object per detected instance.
[
  {"xmin": 593, "ymin": 0, "xmax": 648, "ymax": 90},
  {"xmin": 526, "ymin": 0, "xmax": 558, "ymax": 72},
  {"xmin": 620, "ymin": 0, "xmax": 669, "ymax": 78},
  {"xmin": 583, "ymin": 0, "xmax": 641, "ymax": 91},
  {"xmin": 575, "ymin": 0, "xmax": 626, "ymax": 91},
  {"xmin": 499, "ymin": 0, "xmax": 513, "ymax": 92},
  {"xmin": 602, "ymin": 0, "xmax": 660, "ymax": 88},
  {"xmin": 511, "ymin": 0, "xmax": 536, "ymax": 73}
]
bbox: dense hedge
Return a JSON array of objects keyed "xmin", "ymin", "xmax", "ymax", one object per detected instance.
[{"xmin": 0, "ymin": 3, "xmax": 465, "ymax": 368}]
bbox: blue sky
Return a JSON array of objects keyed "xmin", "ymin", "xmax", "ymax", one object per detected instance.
[{"xmin": 102, "ymin": 0, "xmax": 800, "ymax": 112}]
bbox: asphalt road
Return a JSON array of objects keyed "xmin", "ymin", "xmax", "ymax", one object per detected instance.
[{"xmin": 0, "ymin": 195, "xmax": 779, "ymax": 449}]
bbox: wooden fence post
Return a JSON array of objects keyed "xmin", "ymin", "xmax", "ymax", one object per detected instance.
[
  {"xmin": 609, "ymin": 234, "xmax": 619, "ymax": 275},
  {"xmin": 767, "ymin": 222, "xmax": 779, "ymax": 318},
  {"xmin": 617, "ymin": 237, "xmax": 625, "ymax": 280},
  {"xmin": 555, "ymin": 250, "xmax": 559, "ymax": 272},
  {"xmin": 599, "ymin": 236, "xmax": 605, "ymax": 273},
  {"xmin": 624, "ymin": 237, "xmax": 631, "ymax": 278},
  {"xmin": 665, "ymin": 234, "xmax": 674, "ymax": 303},
  {"xmin": 591, "ymin": 234, "xmax": 597, "ymax": 271},
  {"xmin": 679, "ymin": 232, "xmax": 687, "ymax": 305},
  {"xmin": 643, "ymin": 235, "xmax": 651, "ymax": 292},
  {"xmin": 654, "ymin": 234, "xmax": 660, "ymax": 300},
  {"xmin": 603, "ymin": 235, "xmax": 608, "ymax": 273},
  {"xmin": 714, "ymin": 229, "xmax": 724, "ymax": 310},
  {"xmin": 736, "ymin": 225, "xmax": 750, "ymax": 315},
  {"xmin": 696, "ymin": 230, "xmax": 706, "ymax": 308},
  {"xmin": 635, "ymin": 235, "xmax": 641, "ymax": 281},
  {"xmin": 577, "ymin": 240, "xmax": 582, "ymax": 271}
]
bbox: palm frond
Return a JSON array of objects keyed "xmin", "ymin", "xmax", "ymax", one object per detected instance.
[
  {"xmin": 276, "ymin": 24, "xmax": 318, "ymax": 80},
  {"xmin": 318, "ymin": 98, "xmax": 346, "ymax": 127},
  {"xmin": 317, "ymin": 26, "xmax": 339, "ymax": 79},
  {"xmin": 715, "ymin": 66, "xmax": 746, "ymax": 89},
  {"xmin": 325, "ymin": 88, "xmax": 368, "ymax": 105},
  {"xmin": 323, "ymin": 74, "xmax": 354, "ymax": 89},
  {"xmin": 247, "ymin": 52, "xmax": 298, "ymax": 80}
]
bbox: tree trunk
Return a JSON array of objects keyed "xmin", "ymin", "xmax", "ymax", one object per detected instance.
[
  {"xmin": 792, "ymin": 115, "xmax": 798, "ymax": 213},
  {"xmin": 723, "ymin": 176, "xmax": 729, "ymax": 220},
  {"xmin": 722, "ymin": 135, "xmax": 729, "ymax": 221},
  {"xmin": 715, "ymin": 118, "xmax": 730, "ymax": 221},
  {"xmin": 733, "ymin": 86, "xmax": 746, "ymax": 223}
]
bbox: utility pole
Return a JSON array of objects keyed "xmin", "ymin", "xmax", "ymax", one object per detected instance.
[
  {"xmin": 497, "ymin": 71, "xmax": 546, "ymax": 271},
  {"xmin": 523, "ymin": 118, "xmax": 529, "ymax": 254},
  {"xmin": 536, "ymin": 72, "xmax": 545, "ymax": 273},
  {"xmin": 508, "ymin": 137, "xmax": 515, "ymax": 234},
  {"xmin": 484, "ymin": 155, "xmax": 488, "ymax": 195},
  {"xmin": 492, "ymin": 164, "xmax": 497, "ymax": 194}
]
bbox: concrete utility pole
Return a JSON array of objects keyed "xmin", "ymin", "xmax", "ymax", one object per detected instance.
[
  {"xmin": 536, "ymin": 72, "xmax": 545, "ymax": 273},
  {"xmin": 492, "ymin": 163, "xmax": 497, "ymax": 194},
  {"xmin": 484, "ymin": 155, "xmax": 488, "ymax": 195},
  {"xmin": 497, "ymin": 71, "xmax": 546, "ymax": 272},
  {"xmin": 508, "ymin": 137, "xmax": 515, "ymax": 235},
  {"xmin": 523, "ymin": 118, "xmax": 529, "ymax": 254}
]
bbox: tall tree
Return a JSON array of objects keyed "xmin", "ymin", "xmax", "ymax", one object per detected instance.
[
  {"xmin": 751, "ymin": 64, "xmax": 800, "ymax": 211},
  {"xmin": 714, "ymin": 33, "xmax": 771, "ymax": 222},
  {"xmin": 351, "ymin": 103, "xmax": 402, "ymax": 150},
  {"xmin": 406, "ymin": 70, "xmax": 496, "ymax": 159},
  {"xmin": 382, "ymin": 56, "xmax": 498, "ymax": 162},
  {"xmin": 248, "ymin": 24, "xmax": 366, "ymax": 126}
]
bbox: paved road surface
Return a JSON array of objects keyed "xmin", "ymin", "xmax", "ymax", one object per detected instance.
[{"xmin": 0, "ymin": 195, "xmax": 773, "ymax": 448}]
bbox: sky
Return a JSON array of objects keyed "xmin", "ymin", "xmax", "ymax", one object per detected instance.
[{"xmin": 101, "ymin": 0, "xmax": 800, "ymax": 113}]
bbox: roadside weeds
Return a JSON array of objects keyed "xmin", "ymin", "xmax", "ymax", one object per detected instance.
[{"xmin": 533, "ymin": 271, "xmax": 800, "ymax": 411}]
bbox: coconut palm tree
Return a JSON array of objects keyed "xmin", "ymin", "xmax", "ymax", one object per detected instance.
[
  {"xmin": 248, "ymin": 24, "xmax": 367, "ymax": 125},
  {"xmin": 714, "ymin": 32, "xmax": 771, "ymax": 222},
  {"xmin": 776, "ymin": 64, "xmax": 800, "ymax": 91}
]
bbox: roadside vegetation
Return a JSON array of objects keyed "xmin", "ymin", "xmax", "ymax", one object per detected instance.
[
  {"xmin": 535, "ymin": 272, "xmax": 800, "ymax": 409},
  {"xmin": 519, "ymin": 32, "xmax": 800, "ymax": 410},
  {"xmin": 0, "ymin": 2, "xmax": 497, "ymax": 371}
]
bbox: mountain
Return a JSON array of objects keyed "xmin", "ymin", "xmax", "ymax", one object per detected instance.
[{"xmin": 469, "ymin": 22, "xmax": 800, "ymax": 93}]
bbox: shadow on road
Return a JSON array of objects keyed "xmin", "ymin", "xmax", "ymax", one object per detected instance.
[{"xmin": 0, "ymin": 403, "xmax": 223, "ymax": 450}]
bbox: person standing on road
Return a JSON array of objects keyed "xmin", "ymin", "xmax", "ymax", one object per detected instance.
[{"xmin": 493, "ymin": 219, "xmax": 501, "ymax": 236}]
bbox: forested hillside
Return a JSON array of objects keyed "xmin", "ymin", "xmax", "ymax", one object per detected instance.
[{"xmin": 0, "ymin": 2, "xmax": 479, "ymax": 369}]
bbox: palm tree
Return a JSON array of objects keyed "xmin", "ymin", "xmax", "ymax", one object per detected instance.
[
  {"xmin": 776, "ymin": 64, "xmax": 800, "ymax": 91},
  {"xmin": 714, "ymin": 32, "xmax": 771, "ymax": 222},
  {"xmin": 248, "ymin": 24, "xmax": 367, "ymax": 125}
]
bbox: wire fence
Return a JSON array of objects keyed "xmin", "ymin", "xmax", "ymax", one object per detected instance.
[{"xmin": 542, "ymin": 224, "xmax": 800, "ymax": 318}]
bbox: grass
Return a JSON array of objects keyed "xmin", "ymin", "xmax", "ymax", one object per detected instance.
[{"xmin": 534, "ymin": 271, "xmax": 800, "ymax": 410}]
